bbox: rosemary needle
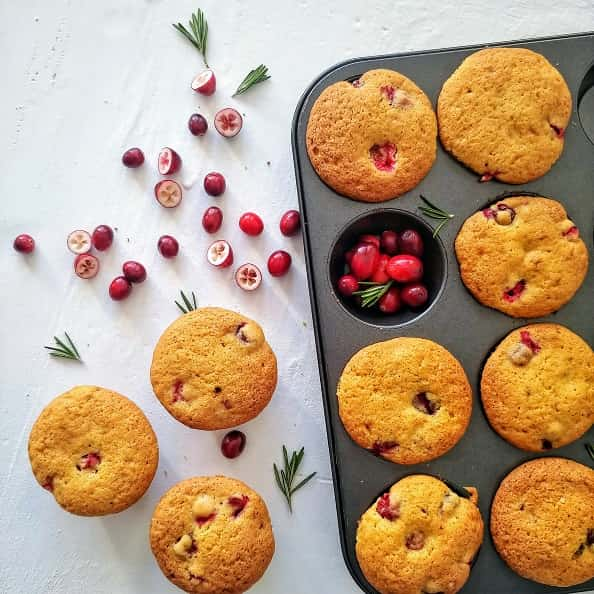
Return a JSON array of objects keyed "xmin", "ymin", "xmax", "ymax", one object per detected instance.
[
  {"xmin": 418, "ymin": 195, "xmax": 455, "ymax": 238},
  {"xmin": 273, "ymin": 446, "xmax": 316, "ymax": 513},
  {"xmin": 175, "ymin": 290, "xmax": 198, "ymax": 314},
  {"xmin": 233, "ymin": 64, "xmax": 271, "ymax": 96},
  {"xmin": 44, "ymin": 332, "xmax": 82, "ymax": 362},
  {"xmin": 172, "ymin": 8, "xmax": 209, "ymax": 67},
  {"xmin": 353, "ymin": 281, "xmax": 393, "ymax": 308}
]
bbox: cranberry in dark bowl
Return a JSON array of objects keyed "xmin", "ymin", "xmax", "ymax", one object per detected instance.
[{"xmin": 328, "ymin": 209, "xmax": 447, "ymax": 327}]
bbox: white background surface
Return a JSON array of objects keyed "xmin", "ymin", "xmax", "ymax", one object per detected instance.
[{"xmin": 1, "ymin": 1, "xmax": 594, "ymax": 593}]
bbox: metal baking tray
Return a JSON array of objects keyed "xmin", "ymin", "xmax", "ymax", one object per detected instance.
[{"xmin": 292, "ymin": 32, "xmax": 594, "ymax": 594}]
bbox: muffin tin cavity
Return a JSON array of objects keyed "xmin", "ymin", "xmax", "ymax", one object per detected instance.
[
  {"xmin": 578, "ymin": 61, "xmax": 594, "ymax": 145},
  {"xmin": 328, "ymin": 209, "xmax": 447, "ymax": 327}
]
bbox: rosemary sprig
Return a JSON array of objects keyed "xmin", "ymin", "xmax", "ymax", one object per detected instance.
[
  {"xmin": 172, "ymin": 8, "xmax": 209, "ymax": 67},
  {"xmin": 442, "ymin": 477, "xmax": 471, "ymax": 499},
  {"xmin": 418, "ymin": 195, "xmax": 455, "ymax": 238},
  {"xmin": 585, "ymin": 442, "xmax": 594, "ymax": 462},
  {"xmin": 233, "ymin": 64, "xmax": 270, "ymax": 96},
  {"xmin": 353, "ymin": 280, "xmax": 393, "ymax": 308},
  {"xmin": 44, "ymin": 332, "xmax": 82, "ymax": 362},
  {"xmin": 175, "ymin": 290, "xmax": 198, "ymax": 314},
  {"xmin": 273, "ymin": 446, "xmax": 316, "ymax": 513}
]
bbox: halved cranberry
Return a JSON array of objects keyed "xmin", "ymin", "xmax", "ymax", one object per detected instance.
[
  {"xmin": 378, "ymin": 287, "xmax": 400, "ymax": 314},
  {"xmin": 158, "ymin": 147, "xmax": 182, "ymax": 175},
  {"xmin": 67, "ymin": 230, "xmax": 92, "ymax": 255},
  {"xmin": 13, "ymin": 234, "xmax": 35, "ymax": 253},
  {"xmin": 398, "ymin": 229, "xmax": 424, "ymax": 257},
  {"xmin": 520, "ymin": 330, "xmax": 541, "ymax": 354},
  {"xmin": 155, "ymin": 180, "xmax": 183, "ymax": 208},
  {"xmin": 221, "ymin": 430, "xmax": 246, "ymax": 459},
  {"xmin": 371, "ymin": 441, "xmax": 399, "ymax": 456},
  {"xmin": 406, "ymin": 531, "xmax": 425, "ymax": 550},
  {"xmin": 400, "ymin": 283, "xmax": 429, "ymax": 308},
  {"xmin": 207, "ymin": 240, "xmax": 233, "ymax": 268},
  {"xmin": 371, "ymin": 254, "xmax": 391, "ymax": 284},
  {"xmin": 279, "ymin": 210, "xmax": 301, "ymax": 236},
  {"xmin": 202, "ymin": 206, "xmax": 223, "ymax": 233},
  {"xmin": 350, "ymin": 243, "xmax": 380, "ymax": 281},
  {"xmin": 370, "ymin": 142, "xmax": 397, "ymax": 172},
  {"xmin": 191, "ymin": 69, "xmax": 216, "ymax": 95},
  {"xmin": 235, "ymin": 263, "xmax": 262, "ymax": 291},
  {"xmin": 412, "ymin": 392, "xmax": 439, "ymax": 415},
  {"xmin": 92, "ymin": 225, "xmax": 114, "ymax": 250},
  {"xmin": 74, "ymin": 254, "xmax": 100, "ymax": 279},
  {"xmin": 337, "ymin": 274, "xmax": 359, "ymax": 297},
  {"xmin": 380, "ymin": 230, "xmax": 399, "ymax": 255},
  {"xmin": 172, "ymin": 381, "xmax": 184, "ymax": 402},
  {"xmin": 503, "ymin": 279, "xmax": 526, "ymax": 302},
  {"xmin": 376, "ymin": 492, "xmax": 400, "ymax": 520},
  {"xmin": 214, "ymin": 108, "xmax": 243, "ymax": 138},
  {"xmin": 228, "ymin": 494, "xmax": 249, "ymax": 517},
  {"xmin": 387, "ymin": 254, "xmax": 423, "ymax": 283}
]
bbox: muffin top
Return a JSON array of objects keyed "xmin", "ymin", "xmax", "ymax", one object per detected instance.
[
  {"xmin": 455, "ymin": 196, "xmax": 588, "ymax": 318},
  {"xmin": 491, "ymin": 457, "xmax": 594, "ymax": 587},
  {"xmin": 482, "ymin": 323, "xmax": 594, "ymax": 451},
  {"xmin": 356, "ymin": 474, "xmax": 484, "ymax": 594},
  {"xmin": 150, "ymin": 475, "xmax": 275, "ymax": 594},
  {"xmin": 337, "ymin": 337, "xmax": 472, "ymax": 464},
  {"xmin": 438, "ymin": 47, "xmax": 571, "ymax": 183},
  {"xmin": 150, "ymin": 307, "xmax": 277, "ymax": 430},
  {"xmin": 28, "ymin": 385, "xmax": 158, "ymax": 516},
  {"xmin": 306, "ymin": 68, "xmax": 437, "ymax": 202}
]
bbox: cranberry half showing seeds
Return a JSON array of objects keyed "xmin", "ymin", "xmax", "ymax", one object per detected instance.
[{"xmin": 214, "ymin": 108, "xmax": 243, "ymax": 138}]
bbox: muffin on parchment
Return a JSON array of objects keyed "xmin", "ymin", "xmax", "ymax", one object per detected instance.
[
  {"xmin": 438, "ymin": 47, "xmax": 571, "ymax": 183},
  {"xmin": 150, "ymin": 476, "xmax": 275, "ymax": 594},
  {"xmin": 337, "ymin": 337, "xmax": 472, "ymax": 464},
  {"xmin": 356, "ymin": 474, "xmax": 484, "ymax": 594},
  {"xmin": 28, "ymin": 385, "xmax": 158, "ymax": 516},
  {"xmin": 481, "ymin": 323, "xmax": 594, "ymax": 451},
  {"xmin": 491, "ymin": 457, "xmax": 594, "ymax": 587},
  {"xmin": 306, "ymin": 68, "xmax": 437, "ymax": 202},
  {"xmin": 455, "ymin": 196, "xmax": 588, "ymax": 318},
  {"xmin": 150, "ymin": 307, "xmax": 277, "ymax": 430}
]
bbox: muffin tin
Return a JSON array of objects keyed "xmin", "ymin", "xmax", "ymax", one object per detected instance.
[{"xmin": 292, "ymin": 32, "xmax": 594, "ymax": 594}]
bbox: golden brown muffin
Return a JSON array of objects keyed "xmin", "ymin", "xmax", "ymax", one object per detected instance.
[
  {"xmin": 455, "ymin": 196, "xmax": 588, "ymax": 318},
  {"xmin": 150, "ymin": 476, "xmax": 275, "ymax": 593},
  {"xmin": 491, "ymin": 458, "xmax": 594, "ymax": 587},
  {"xmin": 337, "ymin": 337, "xmax": 472, "ymax": 464},
  {"xmin": 482, "ymin": 324, "xmax": 594, "ymax": 451},
  {"xmin": 356, "ymin": 475, "xmax": 484, "ymax": 594},
  {"xmin": 306, "ymin": 68, "xmax": 437, "ymax": 202},
  {"xmin": 150, "ymin": 307, "xmax": 277, "ymax": 430},
  {"xmin": 438, "ymin": 47, "xmax": 571, "ymax": 183},
  {"xmin": 28, "ymin": 385, "xmax": 158, "ymax": 516}
]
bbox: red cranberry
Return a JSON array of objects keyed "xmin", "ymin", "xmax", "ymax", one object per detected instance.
[
  {"xmin": 380, "ymin": 230, "xmax": 399, "ymax": 255},
  {"xmin": 239, "ymin": 212, "xmax": 264, "ymax": 236},
  {"xmin": 122, "ymin": 147, "xmax": 144, "ymax": 168},
  {"xmin": 371, "ymin": 254, "xmax": 391, "ymax": 284},
  {"xmin": 358, "ymin": 234, "xmax": 380, "ymax": 249},
  {"xmin": 92, "ymin": 225, "xmax": 114, "ymax": 251},
  {"xmin": 268, "ymin": 250, "xmax": 291, "ymax": 276},
  {"xmin": 376, "ymin": 493, "xmax": 400, "ymax": 520},
  {"xmin": 337, "ymin": 274, "xmax": 359, "ymax": 296},
  {"xmin": 13, "ymin": 234, "xmax": 35, "ymax": 253},
  {"xmin": 371, "ymin": 441, "xmax": 399, "ymax": 455},
  {"xmin": 109, "ymin": 276, "xmax": 132, "ymax": 301},
  {"xmin": 204, "ymin": 172, "xmax": 226, "ymax": 196},
  {"xmin": 191, "ymin": 69, "xmax": 216, "ymax": 95},
  {"xmin": 188, "ymin": 113, "xmax": 208, "ymax": 136},
  {"xmin": 503, "ymin": 279, "xmax": 526, "ymax": 302},
  {"xmin": 398, "ymin": 229, "xmax": 424, "ymax": 257},
  {"xmin": 520, "ymin": 330, "xmax": 541, "ymax": 354},
  {"xmin": 158, "ymin": 235, "xmax": 179, "ymax": 258},
  {"xmin": 369, "ymin": 142, "xmax": 397, "ymax": 171},
  {"xmin": 122, "ymin": 261, "xmax": 147, "ymax": 283},
  {"xmin": 228, "ymin": 494, "xmax": 249, "ymax": 517},
  {"xmin": 387, "ymin": 255, "xmax": 423, "ymax": 283},
  {"xmin": 400, "ymin": 283, "xmax": 428, "ymax": 308},
  {"xmin": 345, "ymin": 249, "xmax": 355, "ymax": 266},
  {"xmin": 412, "ymin": 392, "xmax": 439, "ymax": 415},
  {"xmin": 378, "ymin": 287, "xmax": 400, "ymax": 313},
  {"xmin": 221, "ymin": 430, "xmax": 246, "ymax": 459},
  {"xmin": 280, "ymin": 210, "xmax": 301, "ymax": 236},
  {"xmin": 350, "ymin": 243, "xmax": 380, "ymax": 280},
  {"xmin": 202, "ymin": 206, "xmax": 223, "ymax": 233}
]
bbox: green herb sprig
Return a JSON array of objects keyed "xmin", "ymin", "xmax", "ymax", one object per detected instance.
[
  {"xmin": 173, "ymin": 8, "xmax": 209, "ymax": 67},
  {"xmin": 175, "ymin": 290, "xmax": 198, "ymax": 314},
  {"xmin": 442, "ymin": 477, "xmax": 471, "ymax": 499},
  {"xmin": 419, "ymin": 195, "xmax": 454, "ymax": 238},
  {"xmin": 353, "ymin": 280, "xmax": 393, "ymax": 308},
  {"xmin": 585, "ymin": 442, "xmax": 594, "ymax": 462},
  {"xmin": 273, "ymin": 446, "xmax": 316, "ymax": 513},
  {"xmin": 44, "ymin": 332, "xmax": 82, "ymax": 362},
  {"xmin": 233, "ymin": 64, "xmax": 270, "ymax": 96}
]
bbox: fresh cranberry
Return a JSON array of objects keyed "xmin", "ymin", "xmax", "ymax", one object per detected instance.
[
  {"xmin": 380, "ymin": 230, "xmax": 399, "ymax": 255},
  {"xmin": 337, "ymin": 274, "xmax": 359, "ymax": 297},
  {"xmin": 350, "ymin": 243, "xmax": 380, "ymax": 281},
  {"xmin": 204, "ymin": 172, "xmax": 226, "ymax": 196},
  {"xmin": 398, "ymin": 229, "xmax": 424, "ymax": 257},
  {"xmin": 109, "ymin": 276, "xmax": 132, "ymax": 301},
  {"xmin": 387, "ymin": 255, "xmax": 423, "ymax": 283},
  {"xmin": 358, "ymin": 234, "xmax": 380, "ymax": 249},
  {"xmin": 239, "ymin": 212, "xmax": 264, "ymax": 236},
  {"xmin": 268, "ymin": 250, "xmax": 291, "ymax": 276},
  {"xmin": 13, "ymin": 234, "xmax": 35, "ymax": 253},
  {"xmin": 122, "ymin": 147, "xmax": 144, "ymax": 168},
  {"xmin": 369, "ymin": 142, "xmax": 397, "ymax": 171},
  {"xmin": 371, "ymin": 254, "xmax": 391, "ymax": 283},
  {"xmin": 158, "ymin": 235, "xmax": 179, "ymax": 258},
  {"xmin": 202, "ymin": 206, "xmax": 223, "ymax": 233},
  {"xmin": 345, "ymin": 249, "xmax": 355, "ymax": 266},
  {"xmin": 400, "ymin": 283, "xmax": 429, "ymax": 308},
  {"xmin": 221, "ymin": 430, "xmax": 246, "ymax": 459},
  {"xmin": 376, "ymin": 493, "xmax": 400, "ymax": 520},
  {"xmin": 122, "ymin": 261, "xmax": 147, "ymax": 283},
  {"xmin": 378, "ymin": 287, "xmax": 400, "ymax": 313},
  {"xmin": 188, "ymin": 113, "xmax": 208, "ymax": 136},
  {"xmin": 92, "ymin": 225, "xmax": 114, "ymax": 251},
  {"xmin": 280, "ymin": 210, "xmax": 301, "ymax": 236}
]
